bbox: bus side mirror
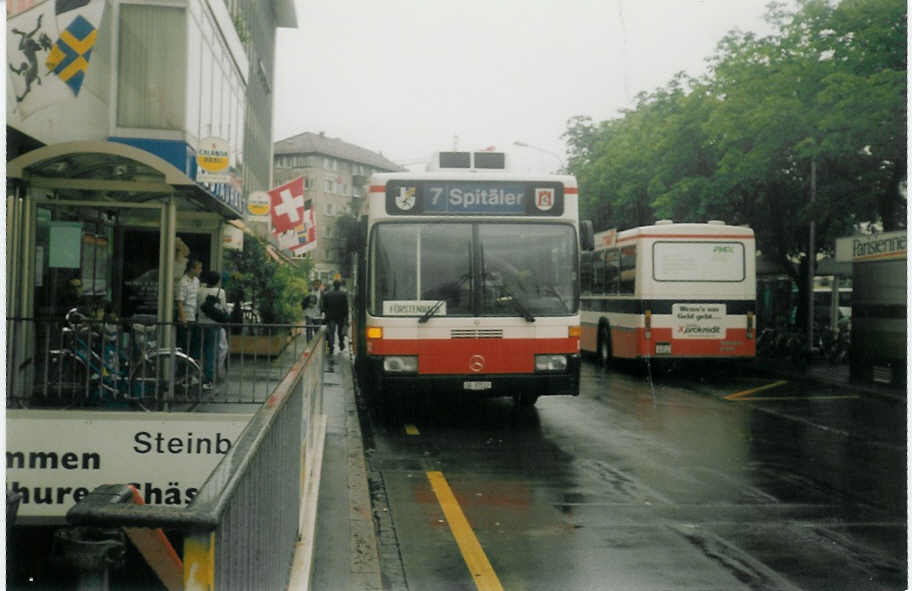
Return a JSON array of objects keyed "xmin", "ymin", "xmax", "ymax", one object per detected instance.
[{"xmin": 580, "ymin": 220, "xmax": 594, "ymax": 251}]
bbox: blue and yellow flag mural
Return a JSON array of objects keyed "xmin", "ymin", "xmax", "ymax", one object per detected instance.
[
  {"xmin": 45, "ymin": 14, "xmax": 97, "ymax": 95},
  {"xmin": 7, "ymin": 0, "xmax": 106, "ymax": 117}
]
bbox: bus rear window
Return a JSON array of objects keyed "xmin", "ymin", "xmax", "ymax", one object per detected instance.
[{"xmin": 653, "ymin": 242, "xmax": 744, "ymax": 282}]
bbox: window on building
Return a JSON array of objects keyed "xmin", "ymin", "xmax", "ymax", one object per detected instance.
[
  {"xmin": 324, "ymin": 179, "xmax": 333, "ymax": 193},
  {"xmin": 117, "ymin": 4, "xmax": 187, "ymax": 129},
  {"xmin": 304, "ymin": 177, "xmax": 312, "ymax": 189}
]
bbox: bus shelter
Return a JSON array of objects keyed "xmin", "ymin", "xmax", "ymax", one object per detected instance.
[{"xmin": 7, "ymin": 140, "xmax": 241, "ymax": 401}]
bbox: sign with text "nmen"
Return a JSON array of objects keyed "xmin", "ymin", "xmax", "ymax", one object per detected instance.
[{"xmin": 7, "ymin": 410, "xmax": 251, "ymax": 520}]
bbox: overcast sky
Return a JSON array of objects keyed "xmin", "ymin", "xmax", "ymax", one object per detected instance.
[{"xmin": 274, "ymin": 0, "xmax": 776, "ymax": 173}]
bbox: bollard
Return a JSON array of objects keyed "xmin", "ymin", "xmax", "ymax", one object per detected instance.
[{"xmin": 52, "ymin": 526, "xmax": 126, "ymax": 591}]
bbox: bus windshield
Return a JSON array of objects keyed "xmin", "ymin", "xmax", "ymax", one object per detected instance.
[{"xmin": 369, "ymin": 222, "xmax": 578, "ymax": 317}]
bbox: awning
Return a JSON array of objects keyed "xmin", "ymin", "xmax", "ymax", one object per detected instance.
[{"xmin": 7, "ymin": 140, "xmax": 241, "ymax": 218}]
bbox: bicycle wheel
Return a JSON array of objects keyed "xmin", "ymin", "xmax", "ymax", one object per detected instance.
[
  {"xmin": 131, "ymin": 351, "xmax": 204, "ymax": 407},
  {"xmin": 47, "ymin": 352, "xmax": 92, "ymax": 406}
]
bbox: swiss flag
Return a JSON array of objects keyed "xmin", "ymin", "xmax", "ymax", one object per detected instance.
[{"xmin": 268, "ymin": 177, "xmax": 305, "ymax": 233}]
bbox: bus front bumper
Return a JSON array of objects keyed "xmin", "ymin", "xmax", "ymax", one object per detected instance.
[{"xmin": 363, "ymin": 355, "xmax": 581, "ymax": 398}]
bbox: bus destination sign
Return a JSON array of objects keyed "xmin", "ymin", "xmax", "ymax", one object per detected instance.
[{"xmin": 386, "ymin": 181, "xmax": 564, "ymax": 216}]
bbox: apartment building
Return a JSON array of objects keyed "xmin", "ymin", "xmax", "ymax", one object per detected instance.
[{"xmin": 272, "ymin": 131, "xmax": 402, "ymax": 280}]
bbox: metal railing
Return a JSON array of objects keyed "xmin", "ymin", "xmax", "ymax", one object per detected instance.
[
  {"xmin": 6, "ymin": 316, "xmax": 322, "ymax": 410},
  {"xmin": 65, "ymin": 329, "xmax": 325, "ymax": 590}
]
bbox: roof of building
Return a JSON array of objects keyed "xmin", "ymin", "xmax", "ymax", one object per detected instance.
[{"xmin": 274, "ymin": 132, "xmax": 404, "ymax": 172}]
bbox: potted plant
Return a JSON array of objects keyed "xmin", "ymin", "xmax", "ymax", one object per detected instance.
[{"xmin": 224, "ymin": 233, "xmax": 310, "ymax": 355}]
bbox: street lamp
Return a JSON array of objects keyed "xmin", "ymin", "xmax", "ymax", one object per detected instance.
[{"xmin": 513, "ymin": 141, "xmax": 565, "ymax": 173}]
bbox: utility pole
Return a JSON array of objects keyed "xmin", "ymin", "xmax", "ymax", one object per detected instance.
[{"xmin": 807, "ymin": 156, "xmax": 816, "ymax": 350}]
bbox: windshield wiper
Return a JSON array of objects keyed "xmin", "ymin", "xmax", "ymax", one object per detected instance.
[
  {"xmin": 418, "ymin": 273, "xmax": 471, "ymax": 323},
  {"xmin": 488, "ymin": 273, "xmax": 535, "ymax": 322},
  {"xmin": 542, "ymin": 284, "xmax": 568, "ymax": 313}
]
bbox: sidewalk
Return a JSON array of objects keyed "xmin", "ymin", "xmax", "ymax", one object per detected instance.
[
  {"xmin": 749, "ymin": 357, "xmax": 906, "ymax": 404},
  {"xmin": 289, "ymin": 349, "xmax": 382, "ymax": 591}
]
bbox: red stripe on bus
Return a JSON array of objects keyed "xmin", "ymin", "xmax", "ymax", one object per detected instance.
[
  {"xmin": 564, "ymin": 187, "xmax": 578, "ymax": 194},
  {"xmin": 581, "ymin": 326, "xmax": 754, "ymax": 358},
  {"xmin": 368, "ymin": 337, "xmax": 578, "ymax": 374},
  {"xmin": 369, "ymin": 185, "xmax": 386, "ymax": 193}
]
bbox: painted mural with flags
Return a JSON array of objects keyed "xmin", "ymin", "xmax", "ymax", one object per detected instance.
[{"xmin": 7, "ymin": 0, "xmax": 106, "ymax": 117}]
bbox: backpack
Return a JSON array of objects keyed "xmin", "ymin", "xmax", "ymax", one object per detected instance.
[{"xmin": 201, "ymin": 289, "xmax": 231, "ymax": 323}]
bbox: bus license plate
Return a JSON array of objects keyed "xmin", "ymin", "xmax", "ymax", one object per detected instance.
[
  {"xmin": 656, "ymin": 342, "xmax": 672, "ymax": 355},
  {"xmin": 463, "ymin": 381, "xmax": 492, "ymax": 391}
]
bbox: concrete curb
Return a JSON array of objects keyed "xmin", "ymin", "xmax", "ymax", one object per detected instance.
[{"xmin": 343, "ymin": 355, "xmax": 383, "ymax": 591}]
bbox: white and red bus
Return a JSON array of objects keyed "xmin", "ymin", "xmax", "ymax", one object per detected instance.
[
  {"xmin": 580, "ymin": 221, "xmax": 756, "ymax": 363},
  {"xmin": 352, "ymin": 151, "xmax": 593, "ymax": 407}
]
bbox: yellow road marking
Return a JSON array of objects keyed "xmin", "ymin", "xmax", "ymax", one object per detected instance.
[
  {"xmin": 405, "ymin": 424, "xmax": 420, "ymax": 435},
  {"xmin": 426, "ymin": 471, "xmax": 504, "ymax": 591},
  {"xmin": 739, "ymin": 395, "xmax": 859, "ymax": 401},
  {"xmin": 725, "ymin": 380, "xmax": 788, "ymax": 400}
]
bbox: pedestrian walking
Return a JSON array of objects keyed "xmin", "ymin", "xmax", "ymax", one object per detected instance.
[
  {"xmin": 176, "ymin": 258, "xmax": 202, "ymax": 359},
  {"xmin": 197, "ymin": 270, "xmax": 228, "ymax": 388},
  {"xmin": 321, "ymin": 280, "xmax": 348, "ymax": 354},
  {"xmin": 302, "ymin": 279, "xmax": 324, "ymax": 341}
]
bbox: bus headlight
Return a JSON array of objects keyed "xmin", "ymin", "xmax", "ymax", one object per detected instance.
[
  {"xmin": 383, "ymin": 356, "xmax": 418, "ymax": 373},
  {"xmin": 535, "ymin": 354, "xmax": 568, "ymax": 372}
]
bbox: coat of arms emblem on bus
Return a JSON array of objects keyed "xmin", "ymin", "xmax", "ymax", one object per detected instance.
[
  {"xmin": 395, "ymin": 186, "xmax": 417, "ymax": 210},
  {"xmin": 534, "ymin": 188, "xmax": 555, "ymax": 211}
]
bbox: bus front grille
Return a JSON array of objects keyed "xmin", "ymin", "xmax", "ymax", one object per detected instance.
[{"xmin": 451, "ymin": 329, "xmax": 504, "ymax": 339}]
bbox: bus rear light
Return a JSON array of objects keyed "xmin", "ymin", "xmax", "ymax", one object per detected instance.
[
  {"xmin": 746, "ymin": 311, "xmax": 754, "ymax": 339},
  {"xmin": 383, "ymin": 356, "xmax": 418, "ymax": 373},
  {"xmin": 535, "ymin": 355, "xmax": 568, "ymax": 372},
  {"xmin": 367, "ymin": 327, "xmax": 383, "ymax": 340},
  {"xmin": 644, "ymin": 309, "xmax": 652, "ymax": 340},
  {"xmin": 568, "ymin": 326, "xmax": 581, "ymax": 338}
]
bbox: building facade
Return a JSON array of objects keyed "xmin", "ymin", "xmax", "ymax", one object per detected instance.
[
  {"xmin": 7, "ymin": 0, "xmax": 295, "ymax": 322},
  {"xmin": 272, "ymin": 132, "xmax": 402, "ymax": 280}
]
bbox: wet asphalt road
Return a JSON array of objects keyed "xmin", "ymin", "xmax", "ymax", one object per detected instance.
[{"xmin": 359, "ymin": 359, "xmax": 907, "ymax": 590}]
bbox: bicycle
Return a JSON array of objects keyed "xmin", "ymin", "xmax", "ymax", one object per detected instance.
[{"xmin": 44, "ymin": 309, "xmax": 204, "ymax": 410}]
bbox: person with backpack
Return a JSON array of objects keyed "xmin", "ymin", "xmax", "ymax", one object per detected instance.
[
  {"xmin": 321, "ymin": 280, "xmax": 348, "ymax": 354},
  {"xmin": 197, "ymin": 270, "xmax": 228, "ymax": 389}
]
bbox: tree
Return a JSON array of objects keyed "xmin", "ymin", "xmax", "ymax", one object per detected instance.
[
  {"xmin": 224, "ymin": 234, "xmax": 311, "ymax": 324},
  {"xmin": 565, "ymin": 0, "xmax": 906, "ymax": 328}
]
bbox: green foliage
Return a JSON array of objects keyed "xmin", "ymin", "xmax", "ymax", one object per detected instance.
[
  {"xmin": 332, "ymin": 214, "xmax": 362, "ymax": 278},
  {"xmin": 224, "ymin": 233, "xmax": 311, "ymax": 324},
  {"xmin": 565, "ymin": 0, "xmax": 906, "ymax": 254},
  {"xmin": 565, "ymin": 0, "xmax": 906, "ymax": 330},
  {"xmin": 231, "ymin": 12, "xmax": 250, "ymax": 45}
]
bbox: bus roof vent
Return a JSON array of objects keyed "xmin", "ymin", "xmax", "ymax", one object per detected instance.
[
  {"xmin": 707, "ymin": 220, "xmax": 726, "ymax": 225},
  {"xmin": 655, "ymin": 219, "xmax": 674, "ymax": 225},
  {"xmin": 427, "ymin": 151, "xmax": 509, "ymax": 171}
]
